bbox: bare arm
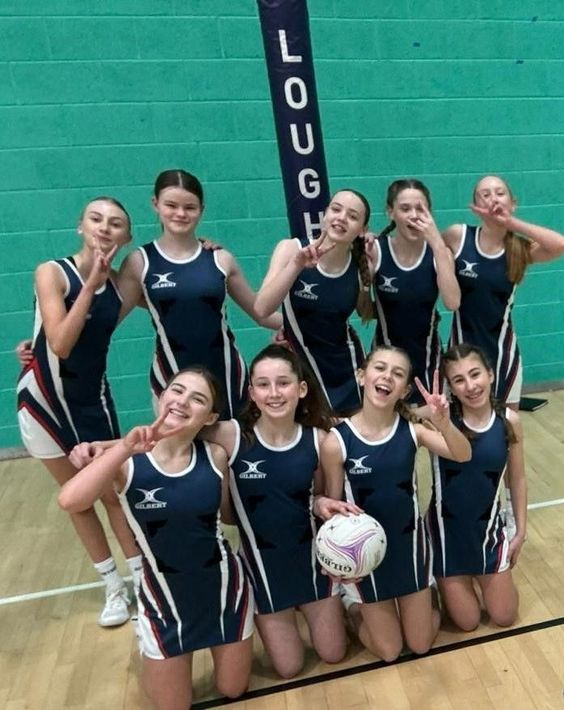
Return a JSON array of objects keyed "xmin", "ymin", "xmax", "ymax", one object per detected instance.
[
  {"xmin": 509, "ymin": 216, "xmax": 564, "ymax": 263},
  {"xmin": 411, "ymin": 204, "xmax": 460, "ymax": 310},
  {"xmin": 59, "ymin": 439, "xmax": 130, "ymax": 512},
  {"xmin": 36, "ymin": 259, "xmax": 103, "ymax": 359},
  {"xmin": 217, "ymin": 250, "xmax": 282, "ymax": 330},
  {"xmin": 254, "ymin": 239, "xmax": 303, "ymax": 318},
  {"xmin": 442, "ymin": 223, "xmax": 464, "ymax": 259},
  {"xmin": 429, "ymin": 236, "xmax": 460, "ymax": 311},
  {"xmin": 469, "ymin": 203, "xmax": 564, "ymax": 264},
  {"xmin": 506, "ymin": 410, "xmax": 527, "ymax": 566},
  {"xmin": 314, "ymin": 430, "xmax": 363, "ymax": 521},
  {"xmin": 198, "ymin": 419, "xmax": 237, "ymax": 458},
  {"xmin": 414, "ymin": 373, "xmax": 472, "ymax": 462},
  {"xmin": 116, "ymin": 250, "xmax": 145, "ymax": 322},
  {"xmin": 208, "ymin": 442, "xmax": 235, "ymax": 525},
  {"xmin": 59, "ymin": 411, "xmax": 183, "ymax": 512}
]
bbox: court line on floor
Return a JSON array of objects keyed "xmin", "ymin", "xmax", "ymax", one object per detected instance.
[
  {"xmin": 2, "ymin": 497, "xmax": 563, "ymax": 607},
  {"xmin": 192, "ymin": 616, "xmax": 564, "ymax": 710}
]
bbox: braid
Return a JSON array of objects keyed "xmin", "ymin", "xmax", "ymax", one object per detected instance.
[
  {"xmin": 395, "ymin": 398, "xmax": 419, "ymax": 424},
  {"xmin": 491, "ymin": 394, "xmax": 517, "ymax": 446},
  {"xmin": 352, "ymin": 237, "xmax": 374, "ymax": 324},
  {"xmin": 378, "ymin": 220, "xmax": 396, "ymax": 239}
]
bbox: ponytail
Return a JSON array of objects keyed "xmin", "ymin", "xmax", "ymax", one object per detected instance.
[{"xmin": 505, "ymin": 231, "xmax": 532, "ymax": 284}]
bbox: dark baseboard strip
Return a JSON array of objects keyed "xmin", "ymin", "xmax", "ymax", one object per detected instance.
[{"xmin": 194, "ymin": 615, "xmax": 564, "ymax": 709}]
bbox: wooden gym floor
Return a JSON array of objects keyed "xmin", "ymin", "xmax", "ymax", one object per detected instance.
[{"xmin": 1, "ymin": 391, "xmax": 563, "ymax": 709}]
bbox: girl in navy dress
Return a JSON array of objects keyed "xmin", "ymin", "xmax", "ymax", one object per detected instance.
[
  {"xmin": 368, "ymin": 179, "xmax": 460, "ymax": 404},
  {"xmin": 444, "ymin": 175, "xmax": 564, "ymax": 407},
  {"xmin": 427, "ymin": 344, "xmax": 526, "ymax": 631},
  {"xmin": 118, "ymin": 169, "xmax": 282, "ymax": 419},
  {"xmin": 318, "ymin": 345, "xmax": 471, "ymax": 662},
  {"xmin": 254, "ymin": 190, "xmax": 373, "ymax": 415},
  {"xmin": 59, "ymin": 368, "xmax": 254, "ymax": 710},
  {"xmin": 444, "ymin": 175, "xmax": 563, "ymax": 536},
  {"xmin": 202, "ymin": 344, "xmax": 358, "ymax": 678},
  {"xmin": 16, "ymin": 197, "xmax": 141, "ymax": 627}
]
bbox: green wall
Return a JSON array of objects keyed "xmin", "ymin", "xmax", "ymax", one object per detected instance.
[{"xmin": 1, "ymin": 1, "xmax": 563, "ymax": 448}]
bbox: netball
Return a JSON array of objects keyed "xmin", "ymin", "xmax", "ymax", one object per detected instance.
[{"xmin": 316, "ymin": 513, "xmax": 387, "ymax": 580}]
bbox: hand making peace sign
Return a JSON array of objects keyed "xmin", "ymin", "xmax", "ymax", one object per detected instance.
[
  {"xmin": 414, "ymin": 370, "xmax": 450, "ymax": 433},
  {"xmin": 294, "ymin": 230, "xmax": 336, "ymax": 269},
  {"xmin": 123, "ymin": 409, "xmax": 187, "ymax": 455}
]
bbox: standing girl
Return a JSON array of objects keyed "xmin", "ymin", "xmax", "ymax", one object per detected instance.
[
  {"xmin": 58, "ymin": 368, "xmax": 254, "ymax": 710},
  {"xmin": 254, "ymin": 190, "xmax": 373, "ymax": 415},
  {"xmin": 203, "ymin": 344, "xmax": 356, "ymax": 678},
  {"xmin": 369, "ymin": 179, "xmax": 460, "ymax": 403},
  {"xmin": 426, "ymin": 344, "xmax": 526, "ymax": 631},
  {"xmin": 118, "ymin": 169, "xmax": 282, "ymax": 419},
  {"xmin": 444, "ymin": 174, "xmax": 564, "ymax": 406},
  {"xmin": 16, "ymin": 198, "xmax": 142, "ymax": 626},
  {"xmin": 319, "ymin": 346, "xmax": 471, "ymax": 661}
]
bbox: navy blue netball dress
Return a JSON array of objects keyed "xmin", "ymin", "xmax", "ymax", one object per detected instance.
[
  {"xmin": 427, "ymin": 411, "xmax": 510, "ymax": 577},
  {"xmin": 372, "ymin": 236, "xmax": 441, "ymax": 404},
  {"xmin": 450, "ymin": 225, "xmax": 520, "ymax": 402},
  {"xmin": 120, "ymin": 440, "xmax": 254, "ymax": 659},
  {"xmin": 229, "ymin": 421, "xmax": 334, "ymax": 614},
  {"xmin": 283, "ymin": 238, "xmax": 364, "ymax": 414},
  {"xmin": 17, "ymin": 257, "xmax": 121, "ymax": 458},
  {"xmin": 140, "ymin": 241, "xmax": 248, "ymax": 418},
  {"xmin": 334, "ymin": 416, "xmax": 432, "ymax": 602}
]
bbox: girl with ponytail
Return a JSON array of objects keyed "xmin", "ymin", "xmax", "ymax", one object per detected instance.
[
  {"xmin": 254, "ymin": 189, "xmax": 373, "ymax": 416},
  {"xmin": 318, "ymin": 345, "xmax": 471, "ymax": 661},
  {"xmin": 443, "ymin": 174, "xmax": 564, "ymax": 407},
  {"xmin": 368, "ymin": 180, "xmax": 460, "ymax": 405},
  {"xmin": 427, "ymin": 343, "xmax": 526, "ymax": 631}
]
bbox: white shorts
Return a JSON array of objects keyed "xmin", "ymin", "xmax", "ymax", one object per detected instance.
[{"xmin": 18, "ymin": 407, "xmax": 65, "ymax": 459}]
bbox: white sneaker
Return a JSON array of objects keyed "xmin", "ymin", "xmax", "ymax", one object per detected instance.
[
  {"xmin": 98, "ymin": 586, "xmax": 130, "ymax": 627},
  {"xmin": 339, "ymin": 583, "xmax": 358, "ymax": 612}
]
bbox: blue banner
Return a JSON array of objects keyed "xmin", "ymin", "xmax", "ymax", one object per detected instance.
[{"xmin": 257, "ymin": 0, "xmax": 330, "ymax": 241}]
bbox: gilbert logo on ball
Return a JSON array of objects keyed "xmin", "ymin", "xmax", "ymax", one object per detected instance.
[{"xmin": 315, "ymin": 513, "xmax": 387, "ymax": 580}]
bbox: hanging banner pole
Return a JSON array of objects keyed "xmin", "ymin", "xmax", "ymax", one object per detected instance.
[{"xmin": 257, "ymin": 0, "xmax": 330, "ymax": 241}]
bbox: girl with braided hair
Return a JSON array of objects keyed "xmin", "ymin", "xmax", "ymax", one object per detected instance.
[
  {"xmin": 426, "ymin": 343, "xmax": 526, "ymax": 630},
  {"xmin": 368, "ymin": 179, "xmax": 460, "ymax": 405},
  {"xmin": 254, "ymin": 189, "xmax": 373, "ymax": 415}
]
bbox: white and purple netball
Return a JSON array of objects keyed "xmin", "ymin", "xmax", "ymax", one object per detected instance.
[{"xmin": 315, "ymin": 513, "xmax": 387, "ymax": 579}]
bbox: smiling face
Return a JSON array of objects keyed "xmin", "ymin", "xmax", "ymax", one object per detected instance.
[
  {"xmin": 444, "ymin": 354, "xmax": 494, "ymax": 411},
  {"xmin": 473, "ymin": 175, "xmax": 516, "ymax": 214},
  {"xmin": 322, "ymin": 190, "xmax": 368, "ymax": 244},
  {"xmin": 359, "ymin": 348, "xmax": 411, "ymax": 408},
  {"xmin": 248, "ymin": 357, "xmax": 307, "ymax": 420},
  {"xmin": 159, "ymin": 370, "xmax": 219, "ymax": 431},
  {"xmin": 78, "ymin": 199, "xmax": 131, "ymax": 253},
  {"xmin": 388, "ymin": 188, "xmax": 429, "ymax": 242},
  {"xmin": 152, "ymin": 186, "xmax": 204, "ymax": 237}
]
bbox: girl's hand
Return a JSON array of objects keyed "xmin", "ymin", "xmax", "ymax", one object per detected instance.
[
  {"xmin": 321, "ymin": 568, "xmax": 364, "ymax": 585},
  {"xmin": 314, "ymin": 496, "xmax": 363, "ymax": 521},
  {"xmin": 69, "ymin": 442, "xmax": 105, "ymax": 469},
  {"xmin": 199, "ymin": 237, "xmax": 222, "ymax": 251},
  {"xmin": 86, "ymin": 238, "xmax": 119, "ymax": 290},
  {"xmin": 414, "ymin": 370, "xmax": 450, "ymax": 433},
  {"xmin": 123, "ymin": 410, "xmax": 186, "ymax": 454},
  {"xmin": 508, "ymin": 533, "xmax": 526, "ymax": 568},
  {"xmin": 363, "ymin": 231, "xmax": 378, "ymax": 271},
  {"xmin": 407, "ymin": 202, "xmax": 441, "ymax": 243},
  {"xmin": 272, "ymin": 327, "xmax": 290, "ymax": 348},
  {"xmin": 470, "ymin": 201, "xmax": 512, "ymax": 229},
  {"xmin": 294, "ymin": 230, "xmax": 335, "ymax": 269},
  {"xmin": 15, "ymin": 339, "xmax": 33, "ymax": 366}
]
